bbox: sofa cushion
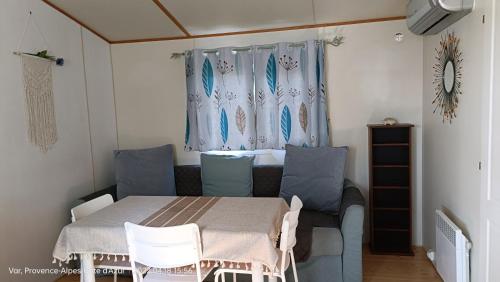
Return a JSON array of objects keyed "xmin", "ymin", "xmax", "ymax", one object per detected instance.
[
  {"xmin": 294, "ymin": 209, "xmax": 339, "ymax": 261},
  {"xmin": 310, "ymin": 228, "xmax": 343, "ymax": 256},
  {"xmin": 173, "ymin": 165, "xmax": 283, "ymax": 197},
  {"xmin": 201, "ymin": 154, "xmax": 255, "ymax": 197},
  {"xmin": 174, "ymin": 166, "xmax": 202, "ymax": 196},
  {"xmin": 287, "ymin": 255, "xmax": 343, "ymax": 282},
  {"xmin": 280, "ymin": 145, "xmax": 348, "ymax": 213},
  {"xmin": 252, "ymin": 166, "xmax": 283, "ymax": 197},
  {"xmin": 114, "ymin": 144, "xmax": 176, "ymax": 200},
  {"xmin": 299, "ymin": 209, "xmax": 339, "ymax": 228}
]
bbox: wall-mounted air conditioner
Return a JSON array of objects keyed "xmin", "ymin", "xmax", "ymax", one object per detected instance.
[{"xmin": 407, "ymin": 0, "xmax": 474, "ymax": 35}]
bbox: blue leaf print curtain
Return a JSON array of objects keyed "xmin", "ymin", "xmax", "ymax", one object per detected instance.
[
  {"xmin": 185, "ymin": 48, "xmax": 256, "ymax": 151},
  {"xmin": 254, "ymin": 40, "xmax": 329, "ymax": 149}
]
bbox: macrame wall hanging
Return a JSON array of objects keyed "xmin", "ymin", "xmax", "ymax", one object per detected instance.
[{"xmin": 13, "ymin": 11, "xmax": 64, "ymax": 152}]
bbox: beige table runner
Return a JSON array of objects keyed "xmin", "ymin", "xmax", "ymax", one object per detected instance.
[
  {"xmin": 140, "ymin": 197, "xmax": 219, "ymax": 227},
  {"xmin": 53, "ymin": 196, "xmax": 288, "ymax": 270}
]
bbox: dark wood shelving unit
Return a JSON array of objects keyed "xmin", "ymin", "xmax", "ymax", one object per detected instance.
[
  {"xmin": 372, "ymin": 143, "xmax": 409, "ymax": 147},
  {"xmin": 368, "ymin": 123, "xmax": 414, "ymax": 256},
  {"xmin": 373, "ymin": 186, "xmax": 409, "ymax": 190},
  {"xmin": 373, "ymin": 207, "xmax": 410, "ymax": 210}
]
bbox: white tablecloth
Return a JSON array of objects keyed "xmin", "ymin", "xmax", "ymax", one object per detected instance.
[{"xmin": 53, "ymin": 196, "xmax": 289, "ymax": 270}]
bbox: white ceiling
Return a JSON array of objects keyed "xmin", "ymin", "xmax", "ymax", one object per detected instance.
[
  {"xmin": 161, "ymin": 0, "xmax": 316, "ymax": 35},
  {"xmin": 44, "ymin": 0, "xmax": 407, "ymax": 43},
  {"xmin": 313, "ymin": 0, "xmax": 407, "ymax": 23},
  {"xmin": 48, "ymin": 0, "xmax": 184, "ymax": 41}
]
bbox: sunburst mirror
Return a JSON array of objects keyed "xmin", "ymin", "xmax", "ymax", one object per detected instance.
[{"xmin": 433, "ymin": 32, "xmax": 463, "ymax": 123}]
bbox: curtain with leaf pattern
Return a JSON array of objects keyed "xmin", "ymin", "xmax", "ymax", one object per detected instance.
[
  {"xmin": 184, "ymin": 48, "xmax": 256, "ymax": 151},
  {"xmin": 254, "ymin": 40, "xmax": 329, "ymax": 149},
  {"xmin": 184, "ymin": 40, "xmax": 329, "ymax": 152}
]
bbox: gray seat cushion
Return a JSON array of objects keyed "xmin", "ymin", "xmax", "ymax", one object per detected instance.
[
  {"xmin": 299, "ymin": 209, "xmax": 339, "ymax": 228},
  {"xmin": 310, "ymin": 227, "xmax": 343, "ymax": 256},
  {"xmin": 287, "ymin": 256, "xmax": 344, "ymax": 282},
  {"xmin": 294, "ymin": 209, "xmax": 339, "ymax": 262},
  {"xmin": 280, "ymin": 145, "xmax": 348, "ymax": 213},
  {"xmin": 114, "ymin": 144, "xmax": 176, "ymax": 200}
]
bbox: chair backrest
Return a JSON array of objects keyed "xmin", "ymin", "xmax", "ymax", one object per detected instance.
[
  {"xmin": 71, "ymin": 194, "xmax": 114, "ymax": 222},
  {"xmin": 279, "ymin": 196, "xmax": 303, "ymax": 252},
  {"xmin": 124, "ymin": 222, "xmax": 203, "ymax": 271}
]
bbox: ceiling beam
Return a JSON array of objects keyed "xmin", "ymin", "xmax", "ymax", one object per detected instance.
[
  {"xmin": 111, "ymin": 35, "xmax": 191, "ymax": 44},
  {"xmin": 188, "ymin": 16, "xmax": 407, "ymax": 39},
  {"xmin": 110, "ymin": 16, "xmax": 406, "ymax": 44},
  {"xmin": 41, "ymin": 0, "xmax": 111, "ymax": 43},
  {"xmin": 39, "ymin": 1, "xmax": 406, "ymax": 45},
  {"xmin": 151, "ymin": 0, "xmax": 191, "ymax": 37}
]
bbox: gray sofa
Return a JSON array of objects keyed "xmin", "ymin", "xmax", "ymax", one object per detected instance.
[{"xmin": 79, "ymin": 166, "xmax": 365, "ymax": 282}]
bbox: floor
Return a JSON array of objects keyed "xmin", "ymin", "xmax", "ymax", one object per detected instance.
[
  {"xmin": 56, "ymin": 246, "xmax": 442, "ymax": 282},
  {"xmin": 363, "ymin": 246, "xmax": 442, "ymax": 282}
]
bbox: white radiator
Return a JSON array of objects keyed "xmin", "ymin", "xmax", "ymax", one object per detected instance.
[{"xmin": 434, "ymin": 210, "xmax": 472, "ymax": 282}]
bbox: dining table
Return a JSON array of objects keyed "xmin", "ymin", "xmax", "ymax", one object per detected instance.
[{"xmin": 52, "ymin": 196, "xmax": 289, "ymax": 282}]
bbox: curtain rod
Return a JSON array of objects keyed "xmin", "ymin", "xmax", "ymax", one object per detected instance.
[{"xmin": 170, "ymin": 36, "xmax": 344, "ymax": 59}]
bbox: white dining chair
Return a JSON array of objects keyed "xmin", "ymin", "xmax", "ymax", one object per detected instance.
[
  {"xmin": 214, "ymin": 196, "xmax": 303, "ymax": 282},
  {"xmin": 124, "ymin": 222, "xmax": 214, "ymax": 282},
  {"xmin": 71, "ymin": 194, "xmax": 126, "ymax": 282},
  {"xmin": 71, "ymin": 194, "xmax": 114, "ymax": 222}
]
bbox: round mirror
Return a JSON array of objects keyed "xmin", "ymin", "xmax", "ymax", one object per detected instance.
[
  {"xmin": 443, "ymin": 60, "xmax": 455, "ymax": 93},
  {"xmin": 433, "ymin": 32, "xmax": 463, "ymax": 123}
]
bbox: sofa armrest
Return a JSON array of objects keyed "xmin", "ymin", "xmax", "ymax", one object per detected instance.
[
  {"xmin": 78, "ymin": 185, "xmax": 117, "ymax": 203},
  {"xmin": 340, "ymin": 179, "xmax": 365, "ymax": 282}
]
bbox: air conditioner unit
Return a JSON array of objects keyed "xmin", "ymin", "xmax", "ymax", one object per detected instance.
[{"xmin": 407, "ymin": 0, "xmax": 474, "ymax": 35}]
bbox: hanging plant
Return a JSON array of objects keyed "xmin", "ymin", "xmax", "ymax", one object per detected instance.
[{"xmin": 24, "ymin": 50, "xmax": 64, "ymax": 66}]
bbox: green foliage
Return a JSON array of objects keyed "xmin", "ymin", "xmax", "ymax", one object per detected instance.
[{"xmin": 27, "ymin": 50, "xmax": 55, "ymax": 60}]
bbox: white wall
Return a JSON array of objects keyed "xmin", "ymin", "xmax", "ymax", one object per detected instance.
[
  {"xmin": 111, "ymin": 20, "xmax": 423, "ymax": 244},
  {"xmin": 327, "ymin": 21, "xmax": 423, "ymax": 244},
  {"xmin": 422, "ymin": 0, "xmax": 489, "ymax": 281},
  {"xmin": 0, "ymin": 1, "xmax": 116, "ymax": 281},
  {"xmin": 82, "ymin": 29, "xmax": 118, "ymax": 189}
]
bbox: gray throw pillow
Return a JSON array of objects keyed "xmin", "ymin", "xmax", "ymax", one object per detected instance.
[
  {"xmin": 201, "ymin": 154, "xmax": 255, "ymax": 197},
  {"xmin": 279, "ymin": 145, "xmax": 348, "ymax": 213},
  {"xmin": 114, "ymin": 144, "xmax": 176, "ymax": 200}
]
